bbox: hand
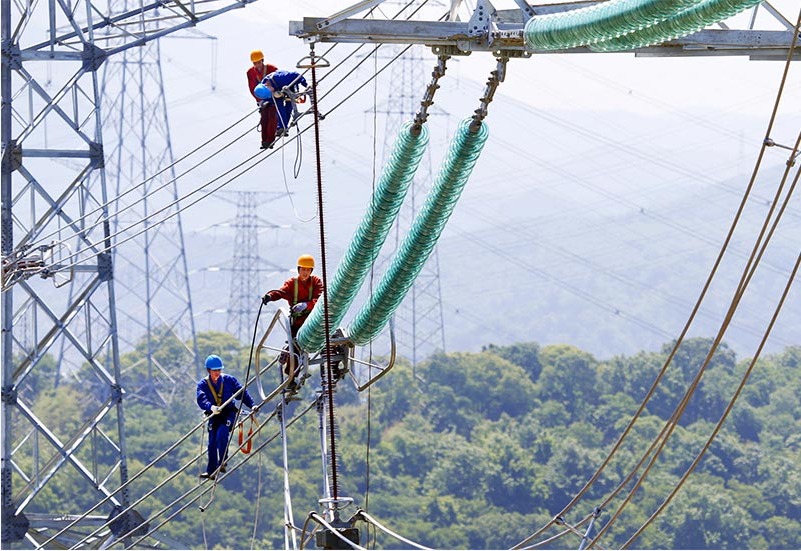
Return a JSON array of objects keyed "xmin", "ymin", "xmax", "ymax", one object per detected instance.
[
  {"xmin": 262, "ymin": 293, "xmax": 271, "ymax": 305},
  {"xmin": 210, "ymin": 405, "xmax": 221, "ymax": 415},
  {"xmin": 291, "ymin": 302, "xmax": 307, "ymax": 314}
]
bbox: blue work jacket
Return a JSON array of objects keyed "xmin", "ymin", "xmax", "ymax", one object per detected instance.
[
  {"xmin": 196, "ymin": 373, "xmax": 255, "ymax": 422},
  {"xmin": 263, "ymin": 70, "xmax": 307, "ymax": 93}
]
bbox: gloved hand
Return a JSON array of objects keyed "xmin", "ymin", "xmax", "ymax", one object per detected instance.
[
  {"xmin": 291, "ymin": 302, "xmax": 307, "ymax": 314},
  {"xmin": 262, "ymin": 293, "xmax": 272, "ymax": 305},
  {"xmin": 210, "ymin": 405, "xmax": 221, "ymax": 415}
]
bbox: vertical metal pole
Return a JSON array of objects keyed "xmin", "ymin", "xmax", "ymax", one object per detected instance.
[
  {"xmin": 317, "ymin": 393, "xmax": 331, "ymax": 511},
  {"xmin": 137, "ymin": 45, "xmax": 155, "ymax": 385},
  {"xmin": 279, "ymin": 403, "xmax": 297, "ymax": 550},
  {"xmin": 90, "ymin": 61, "xmax": 133, "ymax": 534},
  {"xmin": 1, "ymin": 0, "xmax": 18, "ymax": 538}
]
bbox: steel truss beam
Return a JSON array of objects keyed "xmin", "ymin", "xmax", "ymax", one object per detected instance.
[{"xmin": 291, "ymin": 1, "xmax": 800, "ymax": 60}]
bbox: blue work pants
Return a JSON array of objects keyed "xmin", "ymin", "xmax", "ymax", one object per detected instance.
[
  {"xmin": 275, "ymin": 100, "xmax": 293, "ymax": 130},
  {"xmin": 206, "ymin": 418, "xmax": 232, "ymax": 474}
]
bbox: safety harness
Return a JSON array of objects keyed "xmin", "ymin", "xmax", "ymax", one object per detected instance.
[
  {"xmin": 205, "ymin": 375, "xmax": 223, "ymax": 407},
  {"xmin": 292, "ymin": 277, "xmax": 314, "ymax": 319}
]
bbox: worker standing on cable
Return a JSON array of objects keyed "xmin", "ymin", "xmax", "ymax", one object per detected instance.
[
  {"xmin": 246, "ymin": 50, "xmax": 279, "ymax": 149},
  {"xmin": 260, "ymin": 70, "xmax": 309, "ymax": 140},
  {"xmin": 262, "ymin": 254, "xmax": 323, "ymax": 338},
  {"xmin": 196, "ymin": 354, "xmax": 257, "ymax": 479}
]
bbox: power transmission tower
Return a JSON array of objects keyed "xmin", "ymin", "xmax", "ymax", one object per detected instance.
[
  {"xmin": 190, "ymin": 191, "xmax": 286, "ymax": 344},
  {"xmin": 1, "ymin": 0, "xmax": 257, "ymax": 545},
  {"xmin": 221, "ymin": 191, "xmax": 285, "ymax": 344},
  {"xmin": 377, "ymin": 1, "xmax": 448, "ymax": 369},
  {"xmin": 99, "ymin": 18, "xmax": 202, "ymax": 396}
]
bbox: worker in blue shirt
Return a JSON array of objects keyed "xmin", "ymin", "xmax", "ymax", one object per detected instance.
[
  {"xmin": 196, "ymin": 355, "xmax": 257, "ymax": 479},
  {"xmin": 259, "ymin": 70, "xmax": 308, "ymax": 138}
]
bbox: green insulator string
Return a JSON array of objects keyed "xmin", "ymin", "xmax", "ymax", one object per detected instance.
[
  {"xmin": 524, "ymin": 0, "xmax": 701, "ymax": 51},
  {"xmin": 347, "ymin": 118, "xmax": 490, "ymax": 346},
  {"xmin": 296, "ymin": 121, "xmax": 430, "ymax": 352},
  {"xmin": 590, "ymin": 0, "xmax": 763, "ymax": 52}
]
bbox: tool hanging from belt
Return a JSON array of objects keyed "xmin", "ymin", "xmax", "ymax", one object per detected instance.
[{"xmin": 238, "ymin": 415, "xmax": 259, "ymax": 454}]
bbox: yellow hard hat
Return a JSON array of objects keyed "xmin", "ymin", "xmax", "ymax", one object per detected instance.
[
  {"xmin": 250, "ymin": 50, "xmax": 264, "ymax": 63},
  {"xmin": 297, "ymin": 254, "xmax": 315, "ymax": 269}
]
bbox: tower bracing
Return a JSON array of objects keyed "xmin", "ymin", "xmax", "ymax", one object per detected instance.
[
  {"xmin": 1, "ymin": 0, "xmax": 258, "ymax": 545},
  {"xmin": 99, "ymin": 6, "xmax": 200, "ymax": 400},
  {"xmin": 220, "ymin": 190, "xmax": 286, "ymax": 344}
]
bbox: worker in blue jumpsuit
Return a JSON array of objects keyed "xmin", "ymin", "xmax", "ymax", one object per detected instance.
[
  {"xmin": 196, "ymin": 355, "xmax": 257, "ymax": 479},
  {"xmin": 260, "ymin": 70, "xmax": 308, "ymax": 138}
]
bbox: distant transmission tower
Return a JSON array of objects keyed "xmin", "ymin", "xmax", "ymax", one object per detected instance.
[
  {"xmin": 378, "ymin": 1, "xmax": 448, "ymax": 368},
  {"xmin": 98, "ymin": 13, "xmax": 203, "ymax": 390},
  {"xmin": 191, "ymin": 191, "xmax": 286, "ymax": 343},
  {"xmin": 1, "ymin": 0, "xmax": 257, "ymax": 544},
  {"xmin": 223, "ymin": 191, "xmax": 285, "ymax": 343}
]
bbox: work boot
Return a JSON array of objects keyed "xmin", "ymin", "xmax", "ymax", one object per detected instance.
[{"xmin": 261, "ymin": 140, "xmax": 274, "ymax": 150}]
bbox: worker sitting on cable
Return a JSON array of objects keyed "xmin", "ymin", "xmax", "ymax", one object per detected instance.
[
  {"xmin": 196, "ymin": 354, "xmax": 256, "ymax": 480},
  {"xmin": 246, "ymin": 49, "xmax": 279, "ymax": 150},
  {"xmin": 262, "ymin": 254, "xmax": 322, "ymax": 338},
  {"xmin": 258, "ymin": 70, "xmax": 309, "ymax": 139},
  {"xmin": 262, "ymin": 254, "xmax": 323, "ymax": 382}
]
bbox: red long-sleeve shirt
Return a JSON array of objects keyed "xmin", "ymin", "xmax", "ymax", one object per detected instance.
[
  {"xmin": 265, "ymin": 275, "xmax": 323, "ymax": 331},
  {"xmin": 247, "ymin": 63, "xmax": 278, "ymax": 103}
]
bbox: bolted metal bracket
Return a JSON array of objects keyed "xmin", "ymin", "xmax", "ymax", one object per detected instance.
[
  {"xmin": 431, "ymin": 44, "xmax": 472, "ymax": 57},
  {"xmin": 110, "ymin": 384, "xmax": 123, "ymax": 404},
  {"xmin": 107, "ymin": 505, "xmax": 149, "ymax": 538},
  {"xmin": 98, "ymin": 252, "xmax": 113, "ymax": 281},
  {"xmin": 89, "ymin": 142, "xmax": 104, "ymax": 168},
  {"xmin": 1, "ymin": 141, "xmax": 22, "ymax": 173},
  {"xmin": 315, "ymin": 508, "xmax": 359, "ymax": 550},
  {"xmin": 82, "ymin": 43, "xmax": 107, "ymax": 72},
  {"xmin": 1, "ymin": 40, "xmax": 22, "ymax": 70},
  {"xmin": 0, "ymin": 511, "xmax": 29, "ymax": 544},
  {"xmin": 1, "ymin": 385, "xmax": 17, "ymax": 405}
]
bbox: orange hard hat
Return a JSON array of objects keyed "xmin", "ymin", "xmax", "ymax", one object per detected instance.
[
  {"xmin": 297, "ymin": 254, "xmax": 315, "ymax": 269},
  {"xmin": 250, "ymin": 50, "xmax": 264, "ymax": 63}
]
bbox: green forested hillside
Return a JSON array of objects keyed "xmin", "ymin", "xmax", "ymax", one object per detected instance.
[{"xmin": 18, "ymin": 333, "xmax": 801, "ymax": 550}]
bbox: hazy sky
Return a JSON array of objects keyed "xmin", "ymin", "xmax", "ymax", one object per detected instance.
[{"xmin": 141, "ymin": 1, "xmax": 800, "ymax": 358}]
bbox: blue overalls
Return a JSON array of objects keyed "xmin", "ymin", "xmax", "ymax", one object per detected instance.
[
  {"xmin": 262, "ymin": 70, "xmax": 308, "ymax": 132},
  {"xmin": 196, "ymin": 374, "xmax": 255, "ymax": 475}
]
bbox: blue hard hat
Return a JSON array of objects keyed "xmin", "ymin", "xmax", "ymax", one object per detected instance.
[
  {"xmin": 254, "ymin": 83, "xmax": 272, "ymax": 100},
  {"xmin": 205, "ymin": 355, "xmax": 224, "ymax": 370}
]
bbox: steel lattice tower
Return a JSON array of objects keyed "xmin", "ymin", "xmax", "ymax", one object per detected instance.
[
  {"xmin": 1, "ymin": 0, "xmax": 257, "ymax": 544},
  {"xmin": 378, "ymin": 2, "xmax": 447, "ymax": 368},
  {"xmin": 99, "ymin": 15, "xmax": 201, "ymax": 391},
  {"xmin": 222, "ymin": 191, "xmax": 284, "ymax": 344}
]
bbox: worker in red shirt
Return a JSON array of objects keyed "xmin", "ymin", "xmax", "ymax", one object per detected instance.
[
  {"xmin": 262, "ymin": 255, "xmax": 323, "ymax": 386},
  {"xmin": 246, "ymin": 50, "xmax": 279, "ymax": 149},
  {"xmin": 262, "ymin": 254, "xmax": 323, "ymax": 338}
]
